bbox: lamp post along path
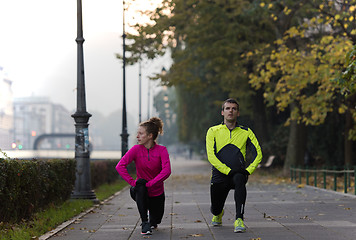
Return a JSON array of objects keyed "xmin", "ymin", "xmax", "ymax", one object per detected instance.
[
  {"xmin": 71, "ymin": 0, "xmax": 97, "ymax": 201},
  {"xmin": 139, "ymin": 61, "xmax": 142, "ymax": 123},
  {"xmin": 121, "ymin": 0, "xmax": 129, "ymax": 157}
]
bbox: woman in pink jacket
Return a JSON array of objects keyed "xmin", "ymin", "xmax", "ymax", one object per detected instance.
[{"xmin": 116, "ymin": 117, "xmax": 171, "ymax": 235}]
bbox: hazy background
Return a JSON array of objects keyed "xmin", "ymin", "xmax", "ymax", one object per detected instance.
[{"xmin": 0, "ymin": 0, "xmax": 171, "ymax": 149}]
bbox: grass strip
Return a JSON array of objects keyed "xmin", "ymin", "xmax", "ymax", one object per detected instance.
[
  {"xmin": 95, "ymin": 180, "xmax": 128, "ymax": 201},
  {"xmin": 0, "ymin": 180, "xmax": 128, "ymax": 240}
]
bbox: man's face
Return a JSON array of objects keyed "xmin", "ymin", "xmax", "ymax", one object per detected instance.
[{"xmin": 221, "ymin": 102, "xmax": 239, "ymax": 123}]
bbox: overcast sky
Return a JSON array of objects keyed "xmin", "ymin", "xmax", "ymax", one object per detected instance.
[{"xmin": 0, "ymin": 0, "xmax": 170, "ymax": 124}]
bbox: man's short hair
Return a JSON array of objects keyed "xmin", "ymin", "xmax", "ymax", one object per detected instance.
[{"xmin": 222, "ymin": 98, "xmax": 239, "ymax": 111}]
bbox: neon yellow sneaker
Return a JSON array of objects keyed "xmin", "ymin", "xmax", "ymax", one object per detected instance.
[
  {"xmin": 234, "ymin": 218, "xmax": 246, "ymax": 233},
  {"xmin": 211, "ymin": 209, "xmax": 224, "ymax": 226}
]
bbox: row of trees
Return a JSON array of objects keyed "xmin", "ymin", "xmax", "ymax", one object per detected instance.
[{"xmin": 121, "ymin": 0, "xmax": 356, "ymax": 174}]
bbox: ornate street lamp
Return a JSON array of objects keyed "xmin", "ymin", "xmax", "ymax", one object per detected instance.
[
  {"xmin": 71, "ymin": 0, "xmax": 97, "ymax": 201},
  {"xmin": 121, "ymin": 0, "xmax": 129, "ymax": 156}
]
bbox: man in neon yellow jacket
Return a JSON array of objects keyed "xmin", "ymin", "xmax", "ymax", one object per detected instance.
[{"xmin": 206, "ymin": 98, "xmax": 262, "ymax": 233}]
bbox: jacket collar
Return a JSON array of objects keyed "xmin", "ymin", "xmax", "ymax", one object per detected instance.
[{"xmin": 221, "ymin": 121, "xmax": 238, "ymax": 130}]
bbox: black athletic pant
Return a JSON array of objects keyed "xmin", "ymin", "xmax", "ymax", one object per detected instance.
[
  {"xmin": 210, "ymin": 173, "xmax": 248, "ymax": 220},
  {"xmin": 130, "ymin": 185, "xmax": 165, "ymax": 226}
]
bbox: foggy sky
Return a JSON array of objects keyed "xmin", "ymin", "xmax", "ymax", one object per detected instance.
[{"xmin": 0, "ymin": 0, "xmax": 171, "ymax": 140}]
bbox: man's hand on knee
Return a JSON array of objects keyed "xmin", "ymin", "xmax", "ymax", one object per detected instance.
[
  {"xmin": 239, "ymin": 169, "xmax": 250, "ymax": 175},
  {"xmin": 228, "ymin": 169, "xmax": 238, "ymax": 177},
  {"xmin": 228, "ymin": 169, "xmax": 250, "ymax": 177}
]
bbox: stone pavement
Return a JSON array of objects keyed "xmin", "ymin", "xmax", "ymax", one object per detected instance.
[{"xmin": 43, "ymin": 157, "xmax": 356, "ymax": 240}]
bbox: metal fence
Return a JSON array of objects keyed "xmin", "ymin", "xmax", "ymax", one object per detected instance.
[{"xmin": 290, "ymin": 166, "xmax": 356, "ymax": 195}]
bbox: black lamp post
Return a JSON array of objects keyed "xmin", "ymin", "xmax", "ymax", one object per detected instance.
[
  {"xmin": 138, "ymin": 61, "xmax": 142, "ymax": 123},
  {"xmin": 121, "ymin": 0, "xmax": 129, "ymax": 156},
  {"xmin": 71, "ymin": 0, "xmax": 97, "ymax": 201},
  {"xmin": 147, "ymin": 80, "xmax": 150, "ymax": 120}
]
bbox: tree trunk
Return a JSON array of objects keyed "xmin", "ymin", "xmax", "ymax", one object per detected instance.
[
  {"xmin": 252, "ymin": 88, "xmax": 270, "ymax": 147},
  {"xmin": 344, "ymin": 109, "xmax": 353, "ymax": 167},
  {"xmin": 283, "ymin": 119, "xmax": 307, "ymax": 176}
]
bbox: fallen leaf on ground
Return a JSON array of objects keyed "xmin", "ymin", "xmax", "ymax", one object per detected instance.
[{"xmin": 189, "ymin": 233, "xmax": 204, "ymax": 237}]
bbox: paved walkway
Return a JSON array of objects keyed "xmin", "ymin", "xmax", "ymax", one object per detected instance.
[{"xmin": 43, "ymin": 157, "xmax": 356, "ymax": 240}]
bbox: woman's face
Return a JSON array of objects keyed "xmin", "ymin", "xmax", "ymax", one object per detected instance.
[{"xmin": 137, "ymin": 126, "xmax": 153, "ymax": 145}]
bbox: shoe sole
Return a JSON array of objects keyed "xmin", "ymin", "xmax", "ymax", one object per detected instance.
[
  {"xmin": 141, "ymin": 231, "xmax": 152, "ymax": 235},
  {"xmin": 234, "ymin": 229, "xmax": 246, "ymax": 233}
]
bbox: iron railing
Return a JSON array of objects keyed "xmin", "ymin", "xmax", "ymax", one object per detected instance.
[{"xmin": 290, "ymin": 166, "xmax": 356, "ymax": 195}]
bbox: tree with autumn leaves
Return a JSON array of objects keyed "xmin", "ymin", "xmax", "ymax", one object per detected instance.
[
  {"xmin": 121, "ymin": 0, "xmax": 355, "ymax": 173},
  {"xmin": 249, "ymin": 1, "xmax": 356, "ymax": 173}
]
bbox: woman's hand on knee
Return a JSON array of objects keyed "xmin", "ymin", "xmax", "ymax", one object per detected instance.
[{"xmin": 136, "ymin": 178, "xmax": 148, "ymax": 186}]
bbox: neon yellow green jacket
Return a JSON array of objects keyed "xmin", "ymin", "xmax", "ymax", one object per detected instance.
[{"xmin": 206, "ymin": 123, "xmax": 262, "ymax": 183}]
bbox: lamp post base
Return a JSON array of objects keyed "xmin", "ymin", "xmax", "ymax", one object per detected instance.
[{"xmin": 71, "ymin": 190, "xmax": 99, "ymax": 203}]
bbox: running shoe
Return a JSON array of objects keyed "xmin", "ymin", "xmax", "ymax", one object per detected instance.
[
  {"xmin": 211, "ymin": 209, "xmax": 224, "ymax": 226},
  {"xmin": 141, "ymin": 221, "xmax": 152, "ymax": 235},
  {"xmin": 234, "ymin": 218, "xmax": 246, "ymax": 233}
]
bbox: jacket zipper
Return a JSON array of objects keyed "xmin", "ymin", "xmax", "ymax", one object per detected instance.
[{"xmin": 147, "ymin": 149, "xmax": 150, "ymax": 161}]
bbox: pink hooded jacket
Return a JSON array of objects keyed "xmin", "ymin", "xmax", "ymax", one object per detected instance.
[{"xmin": 115, "ymin": 144, "xmax": 171, "ymax": 197}]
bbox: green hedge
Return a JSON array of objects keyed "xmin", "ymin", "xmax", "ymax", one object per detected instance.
[
  {"xmin": 91, "ymin": 160, "xmax": 120, "ymax": 189},
  {"xmin": 90, "ymin": 160, "xmax": 135, "ymax": 188},
  {"xmin": 0, "ymin": 158, "xmax": 76, "ymax": 223},
  {"xmin": 0, "ymin": 158, "xmax": 133, "ymax": 223}
]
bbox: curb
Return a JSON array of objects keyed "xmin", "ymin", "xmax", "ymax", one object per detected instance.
[
  {"xmin": 303, "ymin": 184, "xmax": 356, "ymax": 199},
  {"xmin": 39, "ymin": 186, "xmax": 129, "ymax": 240}
]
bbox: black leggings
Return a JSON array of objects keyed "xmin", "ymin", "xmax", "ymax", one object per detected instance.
[
  {"xmin": 130, "ymin": 185, "xmax": 165, "ymax": 225},
  {"xmin": 210, "ymin": 173, "xmax": 248, "ymax": 220}
]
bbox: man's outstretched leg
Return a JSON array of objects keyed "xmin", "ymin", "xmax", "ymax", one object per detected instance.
[{"xmin": 233, "ymin": 173, "xmax": 247, "ymax": 232}]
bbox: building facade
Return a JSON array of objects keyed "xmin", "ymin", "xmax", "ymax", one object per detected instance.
[
  {"xmin": 0, "ymin": 66, "xmax": 13, "ymax": 150},
  {"xmin": 13, "ymin": 97, "xmax": 74, "ymax": 150}
]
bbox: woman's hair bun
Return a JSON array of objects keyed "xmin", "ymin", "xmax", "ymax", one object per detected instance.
[{"xmin": 149, "ymin": 117, "xmax": 163, "ymax": 135}]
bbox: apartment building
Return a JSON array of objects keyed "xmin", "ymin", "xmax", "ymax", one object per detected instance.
[
  {"xmin": 13, "ymin": 96, "xmax": 74, "ymax": 150},
  {"xmin": 0, "ymin": 66, "xmax": 13, "ymax": 149}
]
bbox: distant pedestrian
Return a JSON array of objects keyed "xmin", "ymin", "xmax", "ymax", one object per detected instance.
[
  {"xmin": 116, "ymin": 117, "xmax": 171, "ymax": 235},
  {"xmin": 206, "ymin": 98, "xmax": 262, "ymax": 233}
]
